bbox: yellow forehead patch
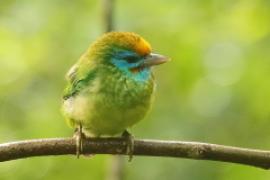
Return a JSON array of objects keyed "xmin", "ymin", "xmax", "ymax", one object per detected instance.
[
  {"xmin": 134, "ymin": 37, "xmax": 152, "ymax": 56},
  {"xmin": 92, "ymin": 32, "xmax": 152, "ymax": 56}
]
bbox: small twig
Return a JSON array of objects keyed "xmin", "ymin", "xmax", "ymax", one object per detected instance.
[
  {"xmin": 102, "ymin": 0, "xmax": 115, "ymax": 32},
  {"xmin": 1, "ymin": 137, "xmax": 270, "ymax": 169},
  {"xmin": 106, "ymin": 156, "xmax": 125, "ymax": 180}
]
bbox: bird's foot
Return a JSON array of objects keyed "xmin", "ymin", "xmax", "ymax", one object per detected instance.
[
  {"xmin": 122, "ymin": 130, "xmax": 134, "ymax": 162},
  {"xmin": 73, "ymin": 123, "xmax": 85, "ymax": 158}
]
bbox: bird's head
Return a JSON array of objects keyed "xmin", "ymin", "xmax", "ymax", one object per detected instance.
[{"xmin": 88, "ymin": 32, "xmax": 170, "ymax": 81}]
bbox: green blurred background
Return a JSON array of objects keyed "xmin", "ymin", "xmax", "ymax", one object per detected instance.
[{"xmin": 1, "ymin": 0, "xmax": 270, "ymax": 179}]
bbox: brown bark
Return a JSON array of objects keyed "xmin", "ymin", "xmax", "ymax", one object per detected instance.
[{"xmin": 1, "ymin": 137, "xmax": 270, "ymax": 170}]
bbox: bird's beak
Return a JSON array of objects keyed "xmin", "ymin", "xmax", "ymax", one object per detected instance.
[{"xmin": 143, "ymin": 53, "xmax": 170, "ymax": 67}]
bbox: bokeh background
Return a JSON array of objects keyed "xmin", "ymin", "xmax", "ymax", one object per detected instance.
[{"xmin": 1, "ymin": 0, "xmax": 270, "ymax": 179}]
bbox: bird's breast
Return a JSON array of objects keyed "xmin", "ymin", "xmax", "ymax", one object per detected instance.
[
  {"xmin": 87, "ymin": 70, "xmax": 155, "ymax": 135},
  {"xmin": 99, "ymin": 69, "xmax": 155, "ymax": 108},
  {"xmin": 63, "ymin": 67, "xmax": 155, "ymax": 136}
]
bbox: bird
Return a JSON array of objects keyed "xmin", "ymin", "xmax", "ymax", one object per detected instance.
[{"xmin": 62, "ymin": 32, "xmax": 169, "ymax": 159}]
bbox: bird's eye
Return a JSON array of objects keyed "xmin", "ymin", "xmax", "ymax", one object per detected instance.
[{"xmin": 125, "ymin": 55, "xmax": 138, "ymax": 63}]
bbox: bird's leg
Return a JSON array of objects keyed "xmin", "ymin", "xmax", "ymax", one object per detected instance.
[
  {"xmin": 122, "ymin": 130, "xmax": 134, "ymax": 162},
  {"xmin": 73, "ymin": 123, "xmax": 84, "ymax": 158}
]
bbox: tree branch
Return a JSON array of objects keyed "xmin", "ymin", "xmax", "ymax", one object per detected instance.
[{"xmin": 1, "ymin": 137, "xmax": 270, "ymax": 169}]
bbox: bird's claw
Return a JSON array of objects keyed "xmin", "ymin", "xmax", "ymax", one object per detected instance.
[
  {"xmin": 73, "ymin": 124, "xmax": 84, "ymax": 158},
  {"xmin": 122, "ymin": 130, "xmax": 134, "ymax": 162}
]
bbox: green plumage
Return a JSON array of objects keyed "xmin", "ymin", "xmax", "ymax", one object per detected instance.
[{"xmin": 62, "ymin": 32, "xmax": 167, "ymax": 137}]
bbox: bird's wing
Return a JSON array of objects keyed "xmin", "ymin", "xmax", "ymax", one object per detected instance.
[
  {"xmin": 63, "ymin": 59, "xmax": 97, "ymax": 100},
  {"xmin": 65, "ymin": 64, "xmax": 78, "ymax": 82}
]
